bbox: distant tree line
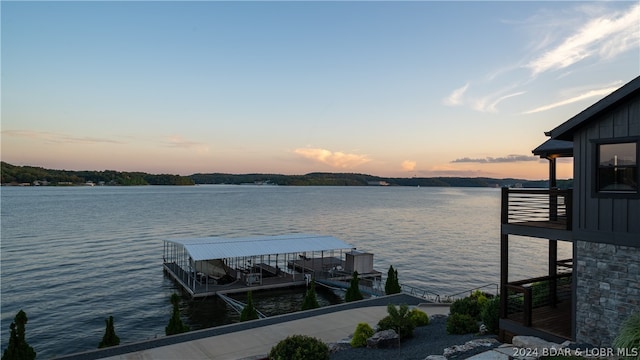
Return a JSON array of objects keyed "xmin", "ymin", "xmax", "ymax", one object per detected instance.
[
  {"xmin": 1, "ymin": 162, "xmax": 194, "ymax": 186},
  {"xmin": 190, "ymin": 172, "xmax": 573, "ymax": 189},
  {"xmin": 2, "ymin": 162, "xmax": 573, "ymax": 188}
]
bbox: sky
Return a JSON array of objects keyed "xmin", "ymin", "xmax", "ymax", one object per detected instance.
[{"xmin": 1, "ymin": 1, "xmax": 639, "ymax": 180}]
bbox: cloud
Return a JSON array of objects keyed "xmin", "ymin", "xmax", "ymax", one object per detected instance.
[
  {"xmin": 443, "ymin": 83, "xmax": 470, "ymax": 106},
  {"xmin": 523, "ymin": 82, "xmax": 622, "ymax": 114},
  {"xmin": 164, "ymin": 135, "xmax": 210, "ymax": 153},
  {"xmin": 401, "ymin": 160, "xmax": 416, "ymax": 172},
  {"xmin": 451, "ymin": 155, "xmax": 540, "ymax": 163},
  {"xmin": 472, "ymin": 91, "xmax": 527, "ymax": 113},
  {"xmin": 294, "ymin": 147, "xmax": 371, "ymax": 168},
  {"xmin": 526, "ymin": 3, "xmax": 640, "ymax": 76},
  {"xmin": 1, "ymin": 130, "xmax": 124, "ymax": 144}
]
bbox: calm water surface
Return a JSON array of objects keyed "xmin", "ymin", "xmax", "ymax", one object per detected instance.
[{"xmin": 0, "ymin": 185, "xmax": 570, "ymax": 358}]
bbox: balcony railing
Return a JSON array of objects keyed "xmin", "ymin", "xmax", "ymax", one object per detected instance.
[{"xmin": 501, "ymin": 188, "xmax": 572, "ymax": 231}]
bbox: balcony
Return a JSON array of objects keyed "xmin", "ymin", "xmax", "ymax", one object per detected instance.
[{"xmin": 501, "ymin": 188, "xmax": 573, "ymax": 241}]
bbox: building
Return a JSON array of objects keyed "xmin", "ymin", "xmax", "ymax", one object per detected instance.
[{"xmin": 500, "ymin": 76, "xmax": 639, "ymax": 346}]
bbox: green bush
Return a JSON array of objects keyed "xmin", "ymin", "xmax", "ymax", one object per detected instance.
[
  {"xmin": 613, "ymin": 312, "xmax": 640, "ymax": 360},
  {"xmin": 240, "ymin": 291, "xmax": 259, "ymax": 322},
  {"xmin": 345, "ymin": 271, "xmax": 364, "ymax": 302},
  {"xmin": 166, "ymin": 293, "xmax": 190, "ymax": 335},
  {"xmin": 480, "ymin": 296, "xmax": 500, "ymax": 334},
  {"xmin": 384, "ymin": 265, "xmax": 401, "ymax": 295},
  {"xmin": 98, "ymin": 316, "xmax": 120, "ymax": 348},
  {"xmin": 450, "ymin": 296, "xmax": 482, "ymax": 320},
  {"xmin": 376, "ymin": 304, "xmax": 415, "ymax": 339},
  {"xmin": 446, "ymin": 313, "xmax": 478, "ymax": 335},
  {"xmin": 350, "ymin": 323, "xmax": 374, "ymax": 348},
  {"xmin": 301, "ymin": 280, "xmax": 320, "ymax": 311},
  {"xmin": 269, "ymin": 334, "xmax": 329, "ymax": 360},
  {"xmin": 409, "ymin": 308, "xmax": 430, "ymax": 327},
  {"xmin": 471, "ymin": 290, "xmax": 489, "ymax": 309},
  {"xmin": 2, "ymin": 310, "xmax": 36, "ymax": 360}
]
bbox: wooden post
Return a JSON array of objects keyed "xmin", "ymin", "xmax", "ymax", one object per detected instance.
[
  {"xmin": 549, "ymin": 240, "xmax": 558, "ymax": 307},
  {"xmin": 500, "ymin": 234, "xmax": 509, "ymax": 319},
  {"xmin": 523, "ymin": 286, "xmax": 533, "ymax": 327}
]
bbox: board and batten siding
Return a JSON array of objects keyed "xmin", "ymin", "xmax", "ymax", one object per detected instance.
[{"xmin": 572, "ymin": 93, "xmax": 640, "ymax": 245}]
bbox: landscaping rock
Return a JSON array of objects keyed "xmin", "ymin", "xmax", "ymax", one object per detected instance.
[
  {"xmin": 443, "ymin": 338, "xmax": 501, "ymax": 358},
  {"xmin": 366, "ymin": 329, "xmax": 400, "ymax": 349}
]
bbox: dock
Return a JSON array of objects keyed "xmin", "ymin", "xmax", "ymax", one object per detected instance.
[{"xmin": 162, "ymin": 234, "xmax": 382, "ymax": 298}]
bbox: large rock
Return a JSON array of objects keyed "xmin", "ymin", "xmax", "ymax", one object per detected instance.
[
  {"xmin": 366, "ymin": 329, "xmax": 400, "ymax": 349},
  {"xmin": 443, "ymin": 338, "xmax": 501, "ymax": 358}
]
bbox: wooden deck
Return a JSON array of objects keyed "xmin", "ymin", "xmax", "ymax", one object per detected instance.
[
  {"xmin": 163, "ymin": 262, "xmax": 307, "ymax": 297},
  {"xmin": 164, "ymin": 256, "xmax": 380, "ymax": 298},
  {"xmin": 504, "ymin": 300, "xmax": 572, "ymax": 342}
]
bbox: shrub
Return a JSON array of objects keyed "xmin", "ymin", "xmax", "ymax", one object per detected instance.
[
  {"xmin": 384, "ymin": 265, "xmax": 401, "ymax": 295},
  {"xmin": 350, "ymin": 323, "xmax": 374, "ymax": 348},
  {"xmin": 345, "ymin": 271, "xmax": 363, "ymax": 302},
  {"xmin": 268, "ymin": 334, "xmax": 329, "ymax": 360},
  {"xmin": 480, "ymin": 296, "xmax": 500, "ymax": 335},
  {"xmin": 98, "ymin": 315, "xmax": 120, "ymax": 348},
  {"xmin": 450, "ymin": 296, "xmax": 482, "ymax": 320},
  {"xmin": 301, "ymin": 280, "xmax": 320, "ymax": 311},
  {"xmin": 446, "ymin": 313, "xmax": 478, "ymax": 335},
  {"xmin": 613, "ymin": 312, "xmax": 640, "ymax": 360},
  {"xmin": 2, "ymin": 310, "xmax": 36, "ymax": 360},
  {"xmin": 376, "ymin": 304, "xmax": 415, "ymax": 339},
  {"xmin": 166, "ymin": 293, "xmax": 190, "ymax": 335},
  {"xmin": 409, "ymin": 308, "xmax": 430, "ymax": 327},
  {"xmin": 471, "ymin": 290, "xmax": 489, "ymax": 309},
  {"xmin": 240, "ymin": 291, "xmax": 259, "ymax": 322}
]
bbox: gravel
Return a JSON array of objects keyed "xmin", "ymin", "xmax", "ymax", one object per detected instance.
[{"xmin": 329, "ymin": 316, "xmax": 500, "ymax": 360}]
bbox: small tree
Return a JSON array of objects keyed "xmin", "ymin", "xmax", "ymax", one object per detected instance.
[
  {"xmin": 376, "ymin": 303, "xmax": 415, "ymax": 339},
  {"xmin": 165, "ymin": 293, "xmax": 189, "ymax": 336},
  {"xmin": 2, "ymin": 310, "xmax": 36, "ymax": 360},
  {"xmin": 98, "ymin": 316, "xmax": 120, "ymax": 348},
  {"xmin": 345, "ymin": 271, "xmax": 363, "ymax": 302},
  {"xmin": 240, "ymin": 291, "xmax": 259, "ymax": 321},
  {"xmin": 384, "ymin": 265, "xmax": 401, "ymax": 295},
  {"xmin": 301, "ymin": 279, "xmax": 320, "ymax": 310}
]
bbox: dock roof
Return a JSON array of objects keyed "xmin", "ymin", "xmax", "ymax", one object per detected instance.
[{"xmin": 164, "ymin": 234, "xmax": 355, "ymax": 261}]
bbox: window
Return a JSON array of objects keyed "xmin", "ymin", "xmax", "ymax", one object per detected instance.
[{"xmin": 597, "ymin": 142, "xmax": 638, "ymax": 193}]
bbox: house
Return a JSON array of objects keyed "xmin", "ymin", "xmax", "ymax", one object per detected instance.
[{"xmin": 500, "ymin": 75, "xmax": 640, "ymax": 346}]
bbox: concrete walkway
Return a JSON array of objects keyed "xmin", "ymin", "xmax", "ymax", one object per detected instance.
[
  {"xmin": 54, "ymin": 294, "xmax": 446, "ymax": 360},
  {"xmin": 102, "ymin": 304, "xmax": 450, "ymax": 360}
]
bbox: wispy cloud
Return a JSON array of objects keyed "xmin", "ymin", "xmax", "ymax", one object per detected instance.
[
  {"xmin": 452, "ymin": 155, "xmax": 539, "ymax": 163},
  {"xmin": 526, "ymin": 3, "xmax": 640, "ymax": 76},
  {"xmin": 443, "ymin": 83, "xmax": 469, "ymax": 106},
  {"xmin": 447, "ymin": 3, "xmax": 639, "ymax": 115},
  {"xmin": 1, "ymin": 130, "xmax": 124, "ymax": 144},
  {"xmin": 294, "ymin": 147, "xmax": 371, "ymax": 168},
  {"xmin": 163, "ymin": 135, "xmax": 210, "ymax": 153},
  {"xmin": 523, "ymin": 82, "xmax": 622, "ymax": 114}
]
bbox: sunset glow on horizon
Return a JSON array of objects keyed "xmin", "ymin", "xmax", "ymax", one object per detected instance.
[{"xmin": 2, "ymin": 1, "xmax": 638, "ymax": 180}]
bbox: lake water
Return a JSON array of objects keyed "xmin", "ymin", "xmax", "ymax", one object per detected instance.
[{"xmin": 0, "ymin": 185, "xmax": 571, "ymax": 358}]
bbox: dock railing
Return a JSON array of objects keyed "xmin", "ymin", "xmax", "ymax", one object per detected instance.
[
  {"xmin": 501, "ymin": 188, "xmax": 572, "ymax": 230},
  {"xmin": 444, "ymin": 283, "xmax": 499, "ymax": 302},
  {"xmin": 400, "ymin": 284, "xmax": 441, "ymax": 303}
]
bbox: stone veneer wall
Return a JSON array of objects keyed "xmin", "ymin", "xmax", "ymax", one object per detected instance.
[{"xmin": 575, "ymin": 241, "xmax": 640, "ymax": 346}]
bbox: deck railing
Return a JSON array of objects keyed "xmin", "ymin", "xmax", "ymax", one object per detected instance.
[
  {"xmin": 501, "ymin": 188, "xmax": 572, "ymax": 230},
  {"xmin": 504, "ymin": 272, "xmax": 572, "ymax": 326}
]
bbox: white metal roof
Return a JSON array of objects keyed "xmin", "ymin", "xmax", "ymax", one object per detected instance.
[{"xmin": 164, "ymin": 234, "xmax": 355, "ymax": 261}]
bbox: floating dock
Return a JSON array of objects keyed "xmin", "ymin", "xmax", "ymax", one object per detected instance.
[{"xmin": 162, "ymin": 234, "xmax": 382, "ymax": 298}]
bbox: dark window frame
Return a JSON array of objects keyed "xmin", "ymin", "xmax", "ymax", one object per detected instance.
[{"xmin": 591, "ymin": 136, "xmax": 640, "ymax": 199}]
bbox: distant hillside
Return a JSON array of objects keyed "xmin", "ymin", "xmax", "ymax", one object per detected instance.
[
  {"xmin": 190, "ymin": 172, "xmax": 573, "ymax": 189},
  {"xmin": 1, "ymin": 162, "xmax": 194, "ymax": 186},
  {"xmin": 1, "ymin": 162, "xmax": 573, "ymax": 188}
]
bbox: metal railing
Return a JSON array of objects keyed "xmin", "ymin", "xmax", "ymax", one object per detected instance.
[
  {"xmin": 504, "ymin": 272, "xmax": 572, "ymax": 326},
  {"xmin": 444, "ymin": 283, "xmax": 499, "ymax": 302},
  {"xmin": 501, "ymin": 188, "xmax": 572, "ymax": 230}
]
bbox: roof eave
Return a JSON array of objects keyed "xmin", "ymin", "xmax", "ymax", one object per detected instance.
[{"xmin": 548, "ymin": 76, "xmax": 640, "ymax": 141}]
